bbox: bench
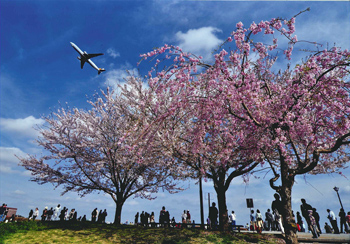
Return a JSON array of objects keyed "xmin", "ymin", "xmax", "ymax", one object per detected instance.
[
  {"xmin": 137, "ymin": 222, "xmax": 244, "ymax": 232},
  {"xmin": 231, "ymin": 225, "xmax": 244, "ymax": 232}
]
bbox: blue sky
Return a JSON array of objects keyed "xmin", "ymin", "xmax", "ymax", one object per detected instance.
[{"xmin": 1, "ymin": 0, "xmax": 350, "ymax": 228}]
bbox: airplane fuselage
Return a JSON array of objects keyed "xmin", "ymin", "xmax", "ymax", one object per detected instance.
[{"xmin": 70, "ymin": 42, "xmax": 105, "ymax": 75}]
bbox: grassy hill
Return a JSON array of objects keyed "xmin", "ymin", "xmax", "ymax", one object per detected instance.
[{"xmin": 0, "ymin": 221, "xmax": 286, "ymax": 244}]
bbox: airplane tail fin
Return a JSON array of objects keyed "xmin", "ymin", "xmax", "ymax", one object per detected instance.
[{"xmin": 98, "ymin": 68, "xmax": 106, "ymax": 75}]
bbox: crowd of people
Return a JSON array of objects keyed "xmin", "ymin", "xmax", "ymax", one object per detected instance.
[
  {"xmin": 134, "ymin": 206, "xmax": 175, "ymax": 227},
  {"xmin": 246, "ymin": 194, "xmax": 350, "ymax": 238},
  {"xmin": 25, "ymin": 204, "xmax": 108, "ymax": 224},
  {"xmin": 2, "ymin": 197, "xmax": 350, "ymax": 237}
]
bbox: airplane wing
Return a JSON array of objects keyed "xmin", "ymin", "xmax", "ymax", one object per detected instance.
[
  {"xmin": 80, "ymin": 59, "xmax": 86, "ymax": 69},
  {"xmin": 86, "ymin": 53, "xmax": 104, "ymax": 59}
]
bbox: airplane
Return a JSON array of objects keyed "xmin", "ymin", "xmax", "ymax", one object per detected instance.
[{"xmin": 70, "ymin": 42, "xmax": 106, "ymax": 75}]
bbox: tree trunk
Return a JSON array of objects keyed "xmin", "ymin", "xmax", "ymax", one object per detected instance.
[
  {"xmin": 215, "ymin": 184, "xmax": 229, "ymax": 231},
  {"xmin": 199, "ymin": 177, "xmax": 205, "ymax": 229},
  {"xmin": 279, "ymin": 162, "xmax": 298, "ymax": 244},
  {"xmin": 113, "ymin": 200, "xmax": 124, "ymax": 225}
]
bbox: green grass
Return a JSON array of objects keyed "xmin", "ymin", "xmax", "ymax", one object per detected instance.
[{"xmin": 0, "ymin": 221, "xmax": 285, "ymax": 244}]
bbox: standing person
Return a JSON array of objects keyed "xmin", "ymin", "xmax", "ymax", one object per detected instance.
[
  {"xmin": 345, "ymin": 211, "xmax": 350, "ymax": 233},
  {"xmin": 308, "ymin": 210, "xmax": 319, "ymax": 239},
  {"xmin": 47, "ymin": 207, "xmax": 54, "ymax": 221},
  {"xmin": 271, "ymin": 194, "xmax": 283, "ymax": 231},
  {"xmin": 159, "ymin": 206, "xmax": 166, "ymax": 226},
  {"xmin": 265, "ymin": 209, "xmax": 273, "ymax": 231},
  {"xmin": 339, "ymin": 208, "xmax": 348, "ymax": 233},
  {"xmin": 273, "ymin": 208, "xmax": 284, "ymax": 234},
  {"xmin": 324, "ymin": 222, "xmax": 333, "ymax": 233},
  {"xmin": 33, "ymin": 207, "xmax": 39, "ymax": 221},
  {"xmin": 91, "ymin": 208, "xmax": 98, "ymax": 222},
  {"xmin": 209, "ymin": 202, "xmax": 218, "ymax": 230},
  {"xmin": 159, "ymin": 206, "xmax": 170, "ymax": 227},
  {"xmin": 165, "ymin": 208, "xmax": 170, "ymax": 227},
  {"xmin": 69, "ymin": 209, "xmax": 75, "ymax": 220},
  {"xmin": 134, "ymin": 212, "xmax": 139, "ymax": 225},
  {"xmin": 53, "ymin": 204, "xmax": 61, "ymax": 220},
  {"xmin": 181, "ymin": 210, "xmax": 187, "ymax": 224},
  {"xmin": 97, "ymin": 210, "xmax": 103, "ymax": 223},
  {"xmin": 229, "ymin": 211, "xmax": 236, "ymax": 230},
  {"xmin": 102, "ymin": 209, "xmax": 108, "ymax": 224},
  {"xmin": 145, "ymin": 212, "xmax": 150, "ymax": 227},
  {"xmin": 72, "ymin": 210, "xmax": 77, "ymax": 222},
  {"xmin": 41, "ymin": 207, "xmax": 48, "ymax": 222},
  {"xmin": 140, "ymin": 211, "xmax": 145, "ymax": 226},
  {"xmin": 150, "ymin": 212, "xmax": 155, "ymax": 227},
  {"xmin": 59, "ymin": 207, "xmax": 66, "ymax": 221},
  {"xmin": 327, "ymin": 209, "xmax": 340, "ymax": 234},
  {"xmin": 0, "ymin": 204, "xmax": 7, "ymax": 222},
  {"xmin": 186, "ymin": 210, "xmax": 191, "ymax": 224},
  {"xmin": 65, "ymin": 208, "xmax": 70, "ymax": 220},
  {"xmin": 256, "ymin": 209, "xmax": 263, "ymax": 233},
  {"xmin": 171, "ymin": 217, "xmax": 176, "ymax": 227},
  {"xmin": 250, "ymin": 210, "xmax": 256, "ymax": 232},
  {"xmin": 296, "ymin": 211, "xmax": 305, "ymax": 232},
  {"xmin": 28, "ymin": 209, "xmax": 33, "ymax": 221},
  {"xmin": 300, "ymin": 199, "xmax": 313, "ymax": 231}
]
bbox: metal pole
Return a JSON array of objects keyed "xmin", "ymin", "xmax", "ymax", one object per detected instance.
[
  {"xmin": 199, "ymin": 177, "xmax": 204, "ymax": 229},
  {"xmin": 336, "ymin": 191, "xmax": 344, "ymax": 210},
  {"xmin": 334, "ymin": 187, "xmax": 344, "ymax": 210}
]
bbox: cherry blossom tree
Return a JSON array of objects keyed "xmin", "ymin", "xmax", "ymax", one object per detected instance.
[
  {"xmin": 134, "ymin": 75, "xmax": 260, "ymax": 231},
  {"xmin": 18, "ymin": 87, "xmax": 183, "ymax": 225},
  {"xmin": 138, "ymin": 9, "xmax": 350, "ymax": 243}
]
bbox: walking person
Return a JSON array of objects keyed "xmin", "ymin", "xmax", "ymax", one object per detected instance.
[{"xmin": 327, "ymin": 209, "xmax": 340, "ymax": 234}]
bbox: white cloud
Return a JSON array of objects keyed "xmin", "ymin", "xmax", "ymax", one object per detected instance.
[
  {"xmin": 0, "ymin": 147, "xmax": 30, "ymax": 175},
  {"xmin": 14, "ymin": 190, "xmax": 25, "ymax": 195},
  {"xmin": 0, "ymin": 147, "xmax": 26, "ymax": 165},
  {"xmin": 102, "ymin": 64, "xmax": 149, "ymax": 95},
  {"xmin": 0, "ymin": 116, "xmax": 45, "ymax": 138},
  {"xmin": 107, "ymin": 48, "xmax": 120, "ymax": 58},
  {"xmin": 175, "ymin": 27, "xmax": 223, "ymax": 60},
  {"xmin": 295, "ymin": 15, "xmax": 350, "ymax": 49}
]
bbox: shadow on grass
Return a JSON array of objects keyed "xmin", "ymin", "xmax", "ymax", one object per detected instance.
[{"xmin": 1, "ymin": 221, "xmax": 285, "ymax": 244}]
